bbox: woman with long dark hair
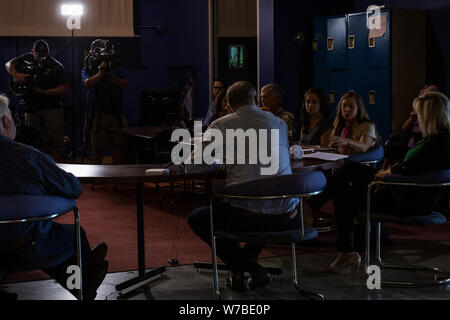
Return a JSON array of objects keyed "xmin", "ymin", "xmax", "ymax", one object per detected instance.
[{"xmin": 299, "ymin": 88, "xmax": 332, "ymax": 146}]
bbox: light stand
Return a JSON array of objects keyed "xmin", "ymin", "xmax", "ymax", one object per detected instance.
[{"xmin": 61, "ymin": 4, "xmax": 83, "ymax": 162}]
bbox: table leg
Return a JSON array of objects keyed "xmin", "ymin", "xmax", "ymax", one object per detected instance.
[
  {"xmin": 115, "ymin": 182, "xmax": 166, "ymax": 294},
  {"xmin": 137, "ymin": 182, "xmax": 145, "ymax": 276}
]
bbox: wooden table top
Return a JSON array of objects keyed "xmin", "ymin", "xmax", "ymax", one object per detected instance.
[
  {"xmin": 58, "ymin": 156, "xmax": 344, "ymax": 184},
  {"xmin": 57, "ymin": 163, "xmax": 224, "ymax": 184}
]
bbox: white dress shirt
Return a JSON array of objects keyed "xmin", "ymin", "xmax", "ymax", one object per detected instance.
[{"xmin": 186, "ymin": 104, "xmax": 299, "ymax": 214}]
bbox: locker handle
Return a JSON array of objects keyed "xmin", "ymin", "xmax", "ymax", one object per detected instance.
[
  {"xmin": 369, "ymin": 91, "xmax": 376, "ymax": 104},
  {"xmin": 327, "ymin": 37, "xmax": 334, "ymax": 51},
  {"xmin": 329, "ymin": 90, "xmax": 336, "ymax": 104},
  {"xmin": 313, "ymin": 39, "xmax": 318, "ymax": 51},
  {"xmin": 348, "ymin": 35, "xmax": 355, "ymax": 49}
]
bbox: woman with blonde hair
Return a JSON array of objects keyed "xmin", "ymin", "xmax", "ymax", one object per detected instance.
[
  {"xmin": 329, "ymin": 91, "xmax": 380, "ymax": 154},
  {"xmin": 323, "ymin": 91, "xmax": 450, "ymax": 274}
]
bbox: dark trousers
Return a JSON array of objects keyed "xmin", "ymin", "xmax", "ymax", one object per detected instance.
[
  {"xmin": 42, "ymin": 225, "xmax": 98, "ymax": 298},
  {"xmin": 328, "ymin": 161, "xmax": 422, "ymax": 252},
  {"xmin": 1, "ymin": 223, "xmax": 98, "ymax": 299},
  {"xmin": 188, "ymin": 201, "xmax": 300, "ymax": 274}
]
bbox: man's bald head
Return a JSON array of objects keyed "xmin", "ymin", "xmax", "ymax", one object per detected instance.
[
  {"xmin": 261, "ymin": 83, "xmax": 283, "ymax": 112},
  {"xmin": 226, "ymin": 81, "xmax": 257, "ymax": 111}
]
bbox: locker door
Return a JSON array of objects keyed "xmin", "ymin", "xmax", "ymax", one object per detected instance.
[
  {"xmin": 348, "ymin": 70, "xmax": 391, "ymax": 142},
  {"xmin": 347, "ymin": 13, "xmax": 368, "ymax": 71},
  {"xmin": 365, "ymin": 70, "xmax": 391, "ymax": 142},
  {"xmin": 313, "ymin": 18, "xmax": 328, "ymax": 73},
  {"xmin": 366, "ymin": 11, "xmax": 390, "ymax": 69},
  {"xmin": 327, "ymin": 16, "xmax": 347, "ymax": 70},
  {"xmin": 328, "ymin": 71, "xmax": 348, "ymax": 118},
  {"xmin": 313, "ymin": 71, "xmax": 329, "ymax": 103},
  {"xmin": 347, "ymin": 71, "xmax": 366, "ymax": 96}
]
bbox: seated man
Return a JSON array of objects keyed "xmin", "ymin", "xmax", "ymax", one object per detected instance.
[
  {"xmin": 0, "ymin": 94, "xmax": 108, "ymax": 300},
  {"xmin": 203, "ymin": 79, "xmax": 227, "ymax": 129},
  {"xmin": 186, "ymin": 81, "xmax": 299, "ymax": 291},
  {"xmin": 260, "ymin": 83, "xmax": 296, "ymax": 143}
]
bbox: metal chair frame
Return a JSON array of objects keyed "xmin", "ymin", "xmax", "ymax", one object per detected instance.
[
  {"xmin": 209, "ymin": 190, "xmax": 326, "ymax": 300},
  {"xmin": 0, "ymin": 204, "xmax": 83, "ymax": 300},
  {"xmin": 365, "ymin": 179, "xmax": 450, "ymax": 287}
]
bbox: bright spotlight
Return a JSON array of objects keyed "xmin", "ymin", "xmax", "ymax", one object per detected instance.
[{"xmin": 61, "ymin": 4, "xmax": 84, "ymax": 16}]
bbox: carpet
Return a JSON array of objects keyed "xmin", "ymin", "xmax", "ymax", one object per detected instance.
[{"xmin": 5, "ymin": 183, "xmax": 450, "ymax": 283}]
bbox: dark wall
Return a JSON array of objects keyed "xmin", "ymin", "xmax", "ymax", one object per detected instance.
[{"xmin": 0, "ymin": 0, "xmax": 210, "ymax": 150}]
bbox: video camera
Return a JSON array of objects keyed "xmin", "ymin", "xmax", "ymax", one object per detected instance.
[
  {"xmin": 9, "ymin": 57, "xmax": 49, "ymax": 96},
  {"xmin": 85, "ymin": 40, "xmax": 121, "ymax": 76}
]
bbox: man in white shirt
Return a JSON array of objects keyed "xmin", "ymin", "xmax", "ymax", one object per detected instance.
[{"xmin": 186, "ymin": 81, "xmax": 299, "ymax": 291}]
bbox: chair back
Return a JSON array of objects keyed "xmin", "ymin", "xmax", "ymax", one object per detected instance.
[
  {"xmin": 349, "ymin": 143, "xmax": 384, "ymax": 165},
  {"xmin": 213, "ymin": 171, "xmax": 327, "ymax": 199},
  {"xmin": 381, "ymin": 169, "xmax": 450, "ymax": 185},
  {"xmin": 0, "ymin": 195, "xmax": 76, "ymax": 223}
]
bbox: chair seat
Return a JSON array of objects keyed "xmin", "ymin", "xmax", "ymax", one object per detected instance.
[
  {"xmin": 0, "ymin": 195, "xmax": 76, "ymax": 222},
  {"xmin": 369, "ymin": 211, "xmax": 446, "ymax": 226},
  {"xmin": 215, "ymin": 227, "xmax": 319, "ymax": 244},
  {"xmin": 349, "ymin": 143, "xmax": 384, "ymax": 163}
]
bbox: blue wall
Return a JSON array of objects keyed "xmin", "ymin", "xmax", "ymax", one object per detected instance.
[{"xmin": 0, "ymin": 0, "xmax": 210, "ymax": 150}]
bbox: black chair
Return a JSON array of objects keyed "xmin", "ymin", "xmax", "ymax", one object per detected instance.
[
  {"xmin": 364, "ymin": 169, "xmax": 450, "ymax": 287},
  {"xmin": 208, "ymin": 171, "xmax": 327, "ymax": 300},
  {"xmin": 0, "ymin": 195, "xmax": 83, "ymax": 300}
]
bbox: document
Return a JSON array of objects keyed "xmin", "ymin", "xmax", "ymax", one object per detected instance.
[{"xmin": 303, "ymin": 152, "xmax": 349, "ymax": 161}]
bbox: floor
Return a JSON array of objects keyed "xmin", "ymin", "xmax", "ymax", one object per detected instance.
[{"xmin": 4, "ymin": 241, "xmax": 450, "ymax": 300}]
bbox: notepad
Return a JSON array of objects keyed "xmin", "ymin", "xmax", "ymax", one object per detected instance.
[
  {"xmin": 303, "ymin": 152, "xmax": 349, "ymax": 161},
  {"xmin": 145, "ymin": 169, "xmax": 170, "ymax": 176}
]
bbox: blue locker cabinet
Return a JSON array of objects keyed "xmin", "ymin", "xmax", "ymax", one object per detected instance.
[
  {"xmin": 312, "ymin": 8, "xmax": 426, "ymax": 142},
  {"xmin": 347, "ymin": 12, "xmax": 390, "ymax": 70}
]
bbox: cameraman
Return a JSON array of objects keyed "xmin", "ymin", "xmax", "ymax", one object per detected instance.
[
  {"xmin": 5, "ymin": 39, "xmax": 69, "ymax": 162},
  {"xmin": 82, "ymin": 39, "xmax": 128, "ymax": 164}
]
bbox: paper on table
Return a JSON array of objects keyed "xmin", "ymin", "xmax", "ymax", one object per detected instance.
[{"xmin": 303, "ymin": 152, "xmax": 349, "ymax": 161}]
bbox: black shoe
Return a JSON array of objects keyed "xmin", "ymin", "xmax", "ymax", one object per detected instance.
[
  {"xmin": 249, "ymin": 265, "xmax": 272, "ymax": 289},
  {"xmin": 225, "ymin": 272, "xmax": 248, "ymax": 292},
  {"xmin": 91, "ymin": 242, "xmax": 108, "ymax": 263},
  {"xmin": 84, "ymin": 260, "xmax": 109, "ymax": 300}
]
